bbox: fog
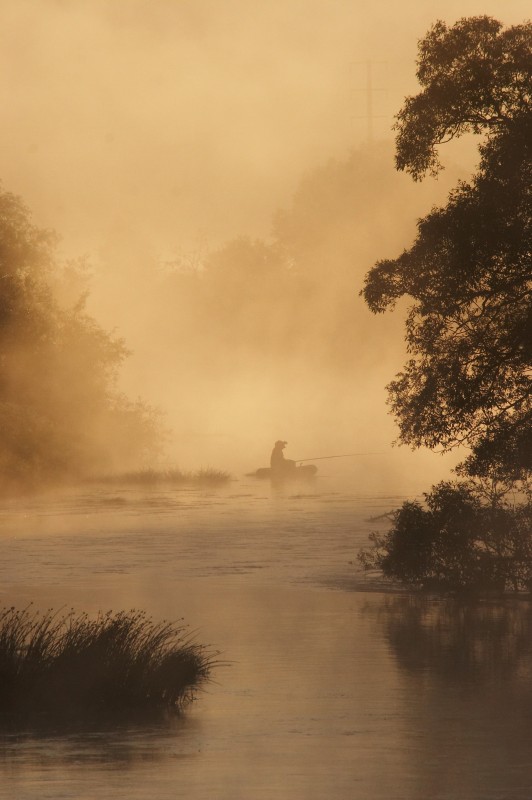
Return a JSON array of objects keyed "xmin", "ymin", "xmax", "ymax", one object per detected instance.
[{"xmin": 1, "ymin": 0, "xmax": 529, "ymax": 485}]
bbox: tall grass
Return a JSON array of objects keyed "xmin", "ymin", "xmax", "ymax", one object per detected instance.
[
  {"xmin": 0, "ymin": 606, "xmax": 215, "ymax": 720},
  {"xmin": 92, "ymin": 467, "xmax": 231, "ymax": 487}
]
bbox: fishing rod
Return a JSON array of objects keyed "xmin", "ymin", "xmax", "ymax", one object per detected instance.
[{"xmin": 294, "ymin": 452, "xmax": 386, "ymax": 463}]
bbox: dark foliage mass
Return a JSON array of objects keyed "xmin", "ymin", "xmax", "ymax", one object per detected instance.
[
  {"xmin": 394, "ymin": 17, "xmax": 531, "ymax": 181},
  {"xmin": 0, "ymin": 188, "xmax": 163, "ymax": 491},
  {"xmin": 0, "ymin": 607, "xmax": 213, "ymax": 720},
  {"xmin": 359, "ymin": 481, "xmax": 532, "ymax": 594},
  {"xmin": 362, "ymin": 17, "xmax": 532, "ymax": 481}
]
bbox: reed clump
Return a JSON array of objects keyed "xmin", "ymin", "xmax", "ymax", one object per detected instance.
[
  {"xmin": 0, "ymin": 606, "xmax": 214, "ymax": 720},
  {"xmin": 94, "ymin": 467, "xmax": 231, "ymax": 487}
]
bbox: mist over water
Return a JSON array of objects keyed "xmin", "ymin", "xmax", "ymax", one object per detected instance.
[
  {"xmin": 2, "ymin": 482, "xmax": 532, "ymax": 799},
  {"xmin": 0, "ymin": 0, "xmax": 528, "ymax": 479}
]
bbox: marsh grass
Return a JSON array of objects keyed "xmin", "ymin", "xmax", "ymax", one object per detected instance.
[
  {"xmin": 0, "ymin": 606, "xmax": 215, "ymax": 721},
  {"xmin": 92, "ymin": 467, "xmax": 231, "ymax": 487}
]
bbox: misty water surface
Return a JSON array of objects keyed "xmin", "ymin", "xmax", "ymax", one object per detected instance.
[{"xmin": 1, "ymin": 469, "xmax": 531, "ymax": 800}]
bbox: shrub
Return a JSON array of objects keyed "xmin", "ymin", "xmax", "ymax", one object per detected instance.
[
  {"xmin": 0, "ymin": 606, "xmax": 214, "ymax": 720},
  {"xmin": 358, "ymin": 481, "xmax": 532, "ymax": 594}
]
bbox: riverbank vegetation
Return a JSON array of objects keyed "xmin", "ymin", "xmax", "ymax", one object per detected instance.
[
  {"xmin": 92, "ymin": 467, "xmax": 231, "ymax": 487},
  {"xmin": 359, "ymin": 481, "xmax": 532, "ymax": 594},
  {"xmin": 0, "ymin": 606, "xmax": 214, "ymax": 721},
  {"xmin": 360, "ymin": 17, "xmax": 531, "ymax": 593},
  {"xmin": 0, "ymin": 188, "xmax": 235, "ymax": 496},
  {"xmin": 0, "ymin": 188, "xmax": 167, "ymax": 494}
]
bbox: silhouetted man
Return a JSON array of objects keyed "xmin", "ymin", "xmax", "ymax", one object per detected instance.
[{"xmin": 270, "ymin": 440, "xmax": 296, "ymax": 476}]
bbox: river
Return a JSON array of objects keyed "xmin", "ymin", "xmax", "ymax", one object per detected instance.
[{"xmin": 1, "ymin": 468, "xmax": 531, "ymax": 799}]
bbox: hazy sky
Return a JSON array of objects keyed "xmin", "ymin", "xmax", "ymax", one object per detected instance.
[
  {"xmin": 1, "ymin": 0, "xmax": 529, "ymax": 476},
  {"xmin": 1, "ymin": 0, "xmax": 529, "ymax": 258}
]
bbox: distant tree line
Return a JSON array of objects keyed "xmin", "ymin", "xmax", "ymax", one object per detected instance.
[
  {"xmin": 0, "ymin": 108, "xmax": 445, "ymax": 490},
  {"xmin": 142, "ymin": 140, "xmax": 448, "ymax": 376},
  {"xmin": 0, "ymin": 188, "xmax": 163, "ymax": 492}
]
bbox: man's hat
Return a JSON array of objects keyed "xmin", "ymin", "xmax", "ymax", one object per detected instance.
[{"xmin": 275, "ymin": 440, "xmax": 287, "ymax": 446}]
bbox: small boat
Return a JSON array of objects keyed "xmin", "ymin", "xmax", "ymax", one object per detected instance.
[{"xmin": 250, "ymin": 464, "xmax": 318, "ymax": 480}]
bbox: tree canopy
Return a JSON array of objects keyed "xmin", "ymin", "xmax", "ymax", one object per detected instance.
[
  {"xmin": 394, "ymin": 16, "xmax": 531, "ymax": 180},
  {"xmin": 150, "ymin": 141, "xmax": 442, "ymax": 375},
  {"xmin": 0, "ymin": 187, "xmax": 162, "ymax": 491},
  {"xmin": 362, "ymin": 16, "xmax": 531, "ymax": 480}
]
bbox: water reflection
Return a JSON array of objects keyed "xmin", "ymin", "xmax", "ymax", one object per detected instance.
[
  {"xmin": 372, "ymin": 595, "xmax": 532, "ymax": 687},
  {"xmin": 362, "ymin": 595, "xmax": 532, "ymax": 800},
  {"xmin": 3, "ymin": 484, "xmax": 532, "ymax": 799},
  {"xmin": 0, "ymin": 711, "xmax": 194, "ymax": 768}
]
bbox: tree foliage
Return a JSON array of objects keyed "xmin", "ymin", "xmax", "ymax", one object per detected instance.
[
  {"xmin": 362, "ymin": 17, "xmax": 532, "ymax": 480},
  {"xmin": 0, "ymin": 188, "xmax": 163, "ymax": 491},
  {"xmin": 358, "ymin": 481, "xmax": 532, "ymax": 594},
  {"xmin": 394, "ymin": 16, "xmax": 531, "ymax": 180},
  {"xmin": 152, "ymin": 142, "xmax": 442, "ymax": 376}
]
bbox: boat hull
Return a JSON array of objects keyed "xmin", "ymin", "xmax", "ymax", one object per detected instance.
[{"xmin": 252, "ymin": 465, "xmax": 318, "ymax": 480}]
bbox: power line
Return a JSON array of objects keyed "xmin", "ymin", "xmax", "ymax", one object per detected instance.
[{"xmin": 351, "ymin": 60, "xmax": 389, "ymax": 142}]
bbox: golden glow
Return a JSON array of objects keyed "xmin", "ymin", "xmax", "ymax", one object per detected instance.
[{"xmin": 1, "ymin": 0, "xmax": 528, "ymax": 479}]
